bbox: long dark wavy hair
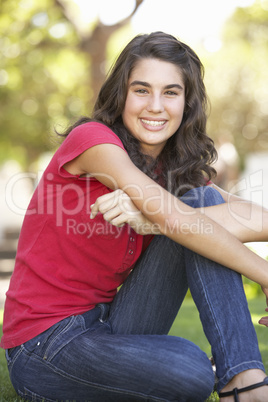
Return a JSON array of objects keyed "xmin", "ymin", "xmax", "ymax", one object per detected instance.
[{"xmin": 60, "ymin": 31, "xmax": 217, "ymax": 196}]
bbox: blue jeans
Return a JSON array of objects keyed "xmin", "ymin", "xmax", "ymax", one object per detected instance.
[{"xmin": 6, "ymin": 187, "xmax": 264, "ymax": 401}]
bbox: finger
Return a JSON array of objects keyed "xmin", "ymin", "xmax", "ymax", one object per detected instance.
[
  {"xmin": 91, "ymin": 201, "xmax": 118, "ymax": 219},
  {"xmin": 103, "ymin": 206, "xmax": 122, "ymax": 222},
  {"xmin": 109, "ymin": 213, "xmax": 130, "ymax": 227},
  {"xmin": 118, "ymin": 194, "xmax": 141, "ymax": 214},
  {"xmin": 107, "ymin": 217, "xmax": 126, "ymax": 228},
  {"xmin": 96, "ymin": 193, "xmax": 137, "ymax": 217},
  {"xmin": 90, "ymin": 201, "xmax": 100, "ymax": 219},
  {"xmin": 98, "ymin": 189, "xmax": 123, "ymax": 206},
  {"xmin": 258, "ymin": 316, "xmax": 268, "ymax": 326},
  {"xmin": 119, "ymin": 200, "xmax": 141, "ymax": 216},
  {"xmin": 90, "ymin": 190, "xmax": 123, "ymax": 218}
]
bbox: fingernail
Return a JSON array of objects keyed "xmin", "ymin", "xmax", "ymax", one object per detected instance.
[{"xmin": 90, "ymin": 204, "xmax": 94, "ymax": 219}]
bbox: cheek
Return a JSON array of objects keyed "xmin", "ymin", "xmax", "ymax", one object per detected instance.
[
  {"xmin": 125, "ymin": 93, "xmax": 146, "ymax": 114},
  {"xmin": 122, "ymin": 97, "xmax": 133, "ymax": 121},
  {"xmin": 122, "ymin": 103, "xmax": 141, "ymax": 129},
  {"xmin": 170, "ymin": 106, "xmax": 185, "ymax": 131},
  {"xmin": 122, "ymin": 107, "xmax": 134, "ymax": 133},
  {"xmin": 174, "ymin": 100, "xmax": 185, "ymax": 120},
  {"xmin": 170, "ymin": 105, "xmax": 184, "ymax": 122}
]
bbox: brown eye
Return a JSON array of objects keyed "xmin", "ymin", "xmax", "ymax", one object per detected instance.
[
  {"xmin": 135, "ymin": 89, "xmax": 148, "ymax": 94},
  {"xmin": 165, "ymin": 91, "xmax": 177, "ymax": 96}
]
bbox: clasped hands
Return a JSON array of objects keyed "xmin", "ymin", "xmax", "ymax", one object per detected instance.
[{"xmin": 90, "ymin": 189, "xmax": 161, "ymax": 235}]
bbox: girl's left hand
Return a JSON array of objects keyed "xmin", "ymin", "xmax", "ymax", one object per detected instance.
[
  {"xmin": 258, "ymin": 287, "xmax": 268, "ymax": 326},
  {"xmin": 90, "ymin": 189, "xmax": 161, "ymax": 235}
]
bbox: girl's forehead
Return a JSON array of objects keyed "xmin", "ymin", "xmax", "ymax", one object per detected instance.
[{"xmin": 129, "ymin": 58, "xmax": 184, "ymax": 82}]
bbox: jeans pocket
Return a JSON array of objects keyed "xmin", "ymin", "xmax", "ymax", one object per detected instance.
[
  {"xmin": 5, "ymin": 346, "xmax": 23, "ymax": 372},
  {"xmin": 18, "ymin": 386, "xmax": 56, "ymax": 402},
  {"xmin": 24, "ymin": 314, "xmax": 86, "ymax": 362}
]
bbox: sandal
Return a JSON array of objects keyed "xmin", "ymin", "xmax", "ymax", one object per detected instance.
[{"xmin": 219, "ymin": 376, "xmax": 268, "ymax": 401}]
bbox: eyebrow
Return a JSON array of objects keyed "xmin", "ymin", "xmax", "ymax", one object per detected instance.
[{"xmin": 129, "ymin": 80, "xmax": 184, "ymax": 90}]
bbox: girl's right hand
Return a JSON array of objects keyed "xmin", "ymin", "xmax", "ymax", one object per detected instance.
[{"xmin": 90, "ymin": 189, "xmax": 161, "ymax": 235}]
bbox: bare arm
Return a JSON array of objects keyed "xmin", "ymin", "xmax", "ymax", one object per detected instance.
[
  {"xmin": 91, "ymin": 182, "xmax": 268, "ymax": 242},
  {"xmin": 198, "ymin": 183, "xmax": 268, "ymax": 243},
  {"xmin": 64, "ymin": 143, "xmax": 268, "ymax": 288}
]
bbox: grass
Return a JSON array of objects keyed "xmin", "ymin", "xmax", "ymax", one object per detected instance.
[
  {"xmin": 0, "ymin": 313, "xmax": 21, "ymax": 402},
  {"xmin": 1, "ymin": 297, "xmax": 268, "ymax": 401}
]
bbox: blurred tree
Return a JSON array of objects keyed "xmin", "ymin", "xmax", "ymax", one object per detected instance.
[
  {"xmin": 55, "ymin": 0, "xmax": 144, "ymax": 103},
  {"xmin": 0, "ymin": 0, "xmax": 85, "ymax": 167},
  {"xmin": 204, "ymin": 0, "xmax": 268, "ymax": 171},
  {"xmin": 0, "ymin": 0, "xmax": 143, "ymax": 168}
]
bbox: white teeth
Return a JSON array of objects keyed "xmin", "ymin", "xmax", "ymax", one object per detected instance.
[{"xmin": 141, "ymin": 119, "xmax": 166, "ymax": 127}]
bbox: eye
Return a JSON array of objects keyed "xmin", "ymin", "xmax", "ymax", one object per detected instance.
[
  {"xmin": 165, "ymin": 90, "xmax": 178, "ymax": 96},
  {"xmin": 135, "ymin": 88, "xmax": 148, "ymax": 94}
]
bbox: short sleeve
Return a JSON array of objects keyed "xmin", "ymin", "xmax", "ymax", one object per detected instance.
[{"xmin": 57, "ymin": 122, "xmax": 126, "ymax": 177}]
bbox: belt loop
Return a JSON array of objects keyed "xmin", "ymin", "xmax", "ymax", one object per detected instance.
[{"xmin": 97, "ymin": 303, "xmax": 110, "ymax": 323}]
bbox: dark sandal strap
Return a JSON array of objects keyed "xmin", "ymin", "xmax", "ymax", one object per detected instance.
[{"xmin": 219, "ymin": 376, "xmax": 268, "ymax": 400}]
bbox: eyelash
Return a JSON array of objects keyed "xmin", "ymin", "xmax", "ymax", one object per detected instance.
[
  {"xmin": 134, "ymin": 89, "xmax": 178, "ymax": 96},
  {"xmin": 165, "ymin": 91, "xmax": 178, "ymax": 96},
  {"xmin": 135, "ymin": 89, "xmax": 148, "ymax": 94}
]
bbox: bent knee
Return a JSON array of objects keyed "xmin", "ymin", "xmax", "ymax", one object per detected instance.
[
  {"xmin": 164, "ymin": 344, "xmax": 215, "ymax": 401},
  {"xmin": 181, "ymin": 186, "xmax": 225, "ymax": 208},
  {"xmin": 185, "ymin": 354, "xmax": 215, "ymax": 400}
]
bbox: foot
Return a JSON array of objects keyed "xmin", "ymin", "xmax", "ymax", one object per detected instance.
[{"xmin": 219, "ymin": 369, "xmax": 268, "ymax": 401}]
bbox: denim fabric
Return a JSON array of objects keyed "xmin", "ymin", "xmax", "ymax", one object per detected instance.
[{"xmin": 6, "ymin": 186, "xmax": 264, "ymax": 401}]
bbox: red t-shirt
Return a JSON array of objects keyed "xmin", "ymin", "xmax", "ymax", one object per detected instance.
[{"xmin": 1, "ymin": 122, "xmax": 152, "ymax": 349}]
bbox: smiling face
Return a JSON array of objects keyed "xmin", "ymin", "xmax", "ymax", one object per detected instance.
[{"xmin": 122, "ymin": 58, "xmax": 185, "ymax": 158}]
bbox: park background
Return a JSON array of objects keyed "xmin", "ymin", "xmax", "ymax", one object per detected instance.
[{"xmin": 0, "ymin": 0, "xmax": 268, "ymax": 400}]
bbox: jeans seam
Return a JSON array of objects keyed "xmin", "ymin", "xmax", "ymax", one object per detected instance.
[
  {"xmin": 24, "ymin": 351, "xmax": 170, "ymax": 402},
  {"xmin": 6, "ymin": 345, "xmax": 23, "ymax": 374},
  {"xmin": 218, "ymin": 360, "xmax": 265, "ymax": 390},
  {"xmin": 18, "ymin": 386, "xmax": 56, "ymax": 402},
  {"xmin": 192, "ymin": 254, "xmax": 228, "ymax": 370},
  {"xmin": 43, "ymin": 315, "xmax": 84, "ymax": 362}
]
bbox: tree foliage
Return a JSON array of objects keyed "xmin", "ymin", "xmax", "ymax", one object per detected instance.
[
  {"xmin": 0, "ymin": 0, "xmax": 143, "ymax": 168},
  {"xmin": 204, "ymin": 0, "xmax": 268, "ymax": 167},
  {"xmin": 0, "ymin": 0, "xmax": 86, "ymax": 166}
]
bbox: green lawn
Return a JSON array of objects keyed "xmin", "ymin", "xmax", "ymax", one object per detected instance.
[{"xmin": 1, "ymin": 296, "xmax": 268, "ymax": 401}]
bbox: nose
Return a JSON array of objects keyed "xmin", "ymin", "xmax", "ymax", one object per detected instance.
[{"xmin": 146, "ymin": 94, "xmax": 164, "ymax": 113}]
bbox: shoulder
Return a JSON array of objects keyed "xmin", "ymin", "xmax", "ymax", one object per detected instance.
[
  {"xmin": 68, "ymin": 122, "xmax": 122, "ymax": 144},
  {"xmin": 56, "ymin": 122, "xmax": 128, "ymax": 179},
  {"xmin": 57, "ymin": 121, "xmax": 126, "ymax": 161}
]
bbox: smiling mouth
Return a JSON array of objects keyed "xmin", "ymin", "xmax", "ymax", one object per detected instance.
[{"xmin": 141, "ymin": 119, "xmax": 166, "ymax": 127}]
